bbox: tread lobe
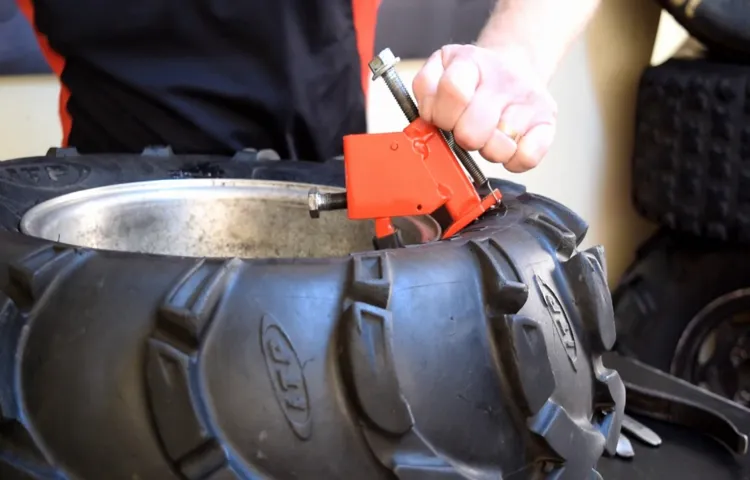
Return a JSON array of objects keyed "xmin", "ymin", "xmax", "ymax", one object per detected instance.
[
  {"xmin": 146, "ymin": 339, "xmax": 209, "ymax": 462},
  {"xmin": 0, "ymin": 292, "xmax": 22, "ymax": 421},
  {"xmin": 344, "ymin": 301, "xmax": 413, "ymax": 435},
  {"xmin": 342, "ymin": 252, "xmax": 463, "ymax": 477},
  {"xmin": 159, "ymin": 258, "xmax": 242, "ymax": 349},
  {"xmin": 351, "ymin": 253, "xmax": 392, "ymax": 309},
  {"xmin": 178, "ymin": 440, "xmax": 240, "ymax": 480},
  {"xmin": 561, "ymin": 245, "xmax": 626, "ymax": 458},
  {"xmin": 503, "ymin": 314, "xmax": 556, "ymax": 415},
  {"xmin": 476, "ymin": 228, "xmax": 610, "ymax": 477},
  {"xmin": 0, "ymin": 429, "xmax": 60, "ymax": 480},
  {"xmin": 528, "ymin": 400, "xmax": 605, "ymax": 480},
  {"xmin": 9, "ymin": 246, "xmax": 93, "ymax": 301},
  {"xmin": 518, "ymin": 193, "xmax": 589, "ymax": 246},
  {"xmin": 471, "ymin": 235, "xmax": 554, "ymax": 418},
  {"xmin": 343, "ymin": 253, "xmax": 413, "ymax": 435},
  {"xmin": 563, "ymin": 247, "xmax": 616, "ymax": 352},
  {"xmin": 468, "ymin": 238, "xmax": 529, "ymax": 314},
  {"xmin": 524, "ymin": 214, "xmax": 577, "ymax": 257},
  {"xmin": 592, "ymin": 364, "xmax": 626, "ymax": 456},
  {"xmin": 146, "ymin": 258, "xmax": 243, "ymax": 479},
  {"xmin": 487, "ymin": 225, "xmax": 625, "ymax": 477},
  {"xmin": 1, "ymin": 247, "xmax": 94, "ymax": 479},
  {"xmin": 394, "ymin": 463, "xmax": 466, "ymax": 479}
]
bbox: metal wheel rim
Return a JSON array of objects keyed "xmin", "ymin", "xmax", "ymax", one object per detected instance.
[
  {"xmin": 670, "ymin": 288, "xmax": 750, "ymax": 406},
  {"xmin": 20, "ymin": 179, "xmax": 441, "ymax": 259}
]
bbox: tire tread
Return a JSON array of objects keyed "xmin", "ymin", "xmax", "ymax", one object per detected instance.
[{"xmin": 633, "ymin": 58, "xmax": 750, "ymax": 244}]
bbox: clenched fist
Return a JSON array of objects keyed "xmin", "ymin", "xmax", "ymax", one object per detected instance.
[{"xmin": 413, "ymin": 44, "xmax": 557, "ymax": 173}]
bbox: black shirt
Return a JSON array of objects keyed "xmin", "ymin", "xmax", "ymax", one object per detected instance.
[{"xmin": 23, "ymin": 0, "xmax": 374, "ymax": 161}]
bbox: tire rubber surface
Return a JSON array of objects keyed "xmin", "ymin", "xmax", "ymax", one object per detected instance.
[
  {"xmin": 0, "ymin": 149, "xmax": 625, "ymax": 479},
  {"xmin": 633, "ymin": 57, "xmax": 750, "ymax": 244},
  {"xmin": 656, "ymin": 0, "xmax": 750, "ymax": 58},
  {"xmin": 614, "ymin": 229, "xmax": 750, "ymax": 374}
]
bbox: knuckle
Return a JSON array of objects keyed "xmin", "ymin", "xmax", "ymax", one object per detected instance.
[
  {"xmin": 481, "ymin": 142, "xmax": 515, "ymax": 164},
  {"xmin": 412, "ymin": 74, "xmax": 428, "ymax": 98},
  {"xmin": 453, "ymin": 126, "xmax": 486, "ymax": 151},
  {"xmin": 437, "ymin": 74, "xmax": 462, "ymax": 101},
  {"xmin": 534, "ymin": 90, "xmax": 558, "ymax": 116},
  {"xmin": 439, "ymin": 45, "xmax": 459, "ymax": 65},
  {"xmin": 545, "ymin": 100, "xmax": 558, "ymax": 119},
  {"xmin": 441, "ymin": 43, "xmax": 463, "ymax": 56},
  {"xmin": 432, "ymin": 111, "xmax": 454, "ymax": 131},
  {"xmin": 437, "ymin": 67, "xmax": 476, "ymax": 105},
  {"xmin": 417, "ymin": 97, "xmax": 434, "ymax": 122}
]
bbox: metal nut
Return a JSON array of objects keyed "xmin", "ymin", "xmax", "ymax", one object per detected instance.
[
  {"xmin": 369, "ymin": 48, "xmax": 400, "ymax": 80},
  {"xmin": 256, "ymin": 148, "xmax": 281, "ymax": 161},
  {"xmin": 308, "ymin": 188, "xmax": 322, "ymax": 219}
]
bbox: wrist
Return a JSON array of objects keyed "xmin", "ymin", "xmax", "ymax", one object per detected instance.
[
  {"xmin": 476, "ymin": 35, "xmax": 560, "ymax": 84},
  {"xmin": 475, "ymin": 0, "xmax": 601, "ymax": 84}
]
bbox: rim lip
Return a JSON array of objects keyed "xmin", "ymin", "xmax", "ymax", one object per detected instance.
[
  {"xmin": 21, "ymin": 178, "xmax": 345, "ymax": 232},
  {"xmin": 670, "ymin": 288, "xmax": 750, "ymax": 390},
  {"xmin": 19, "ymin": 178, "xmax": 443, "ymax": 257}
]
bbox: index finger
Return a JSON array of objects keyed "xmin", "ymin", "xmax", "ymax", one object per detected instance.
[{"xmin": 412, "ymin": 49, "xmax": 444, "ymax": 122}]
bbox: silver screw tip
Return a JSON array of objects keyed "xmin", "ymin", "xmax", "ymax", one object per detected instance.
[{"xmin": 369, "ymin": 48, "xmax": 400, "ymax": 80}]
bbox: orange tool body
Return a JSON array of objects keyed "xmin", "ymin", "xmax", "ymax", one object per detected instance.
[
  {"xmin": 343, "ymin": 117, "xmax": 502, "ymax": 242},
  {"xmin": 307, "ymin": 47, "xmax": 503, "ymax": 247}
]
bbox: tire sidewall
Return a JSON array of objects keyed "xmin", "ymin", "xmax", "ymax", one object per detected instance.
[
  {"xmin": 0, "ymin": 153, "xmax": 346, "ymax": 232},
  {"xmin": 656, "ymin": 0, "xmax": 750, "ymax": 58},
  {"xmin": 615, "ymin": 235, "xmax": 750, "ymax": 375},
  {"xmin": 0, "ymin": 152, "xmax": 540, "ymax": 252}
]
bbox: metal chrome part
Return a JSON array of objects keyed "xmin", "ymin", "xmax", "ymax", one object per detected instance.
[
  {"xmin": 20, "ymin": 179, "xmax": 440, "ymax": 259},
  {"xmin": 369, "ymin": 48, "xmax": 420, "ymax": 124},
  {"xmin": 605, "ymin": 351, "xmax": 750, "ymax": 456},
  {"xmin": 670, "ymin": 289, "xmax": 750, "ymax": 408},
  {"xmin": 368, "ymin": 47, "xmax": 401, "ymax": 81},
  {"xmin": 622, "ymin": 414, "xmax": 662, "ymax": 447},
  {"xmin": 308, "ymin": 187, "xmax": 347, "ymax": 219},
  {"xmin": 616, "ymin": 434, "xmax": 635, "ymax": 459}
]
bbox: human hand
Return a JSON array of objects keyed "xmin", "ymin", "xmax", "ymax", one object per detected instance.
[{"xmin": 412, "ymin": 44, "xmax": 557, "ymax": 173}]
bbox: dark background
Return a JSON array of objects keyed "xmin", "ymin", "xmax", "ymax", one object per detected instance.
[
  {"xmin": 0, "ymin": 0, "xmax": 50, "ymax": 75},
  {"xmin": 0, "ymin": 0, "xmax": 496, "ymax": 76}
]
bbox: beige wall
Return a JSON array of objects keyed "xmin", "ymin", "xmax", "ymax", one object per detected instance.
[
  {"xmin": 0, "ymin": 5, "xmax": 689, "ymax": 284},
  {"xmin": 0, "ymin": 74, "xmax": 61, "ymax": 160},
  {"xmin": 372, "ymin": 3, "xmax": 684, "ymax": 285}
]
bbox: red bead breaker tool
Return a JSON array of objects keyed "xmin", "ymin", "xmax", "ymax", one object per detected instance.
[{"xmin": 308, "ymin": 48, "xmax": 502, "ymax": 249}]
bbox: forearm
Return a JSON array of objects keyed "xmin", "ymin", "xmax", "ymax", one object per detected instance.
[{"xmin": 476, "ymin": 0, "xmax": 601, "ymax": 82}]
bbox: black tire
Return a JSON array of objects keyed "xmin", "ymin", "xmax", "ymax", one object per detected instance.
[
  {"xmin": 613, "ymin": 229, "xmax": 750, "ymax": 405},
  {"xmin": 0, "ymin": 149, "xmax": 624, "ymax": 479},
  {"xmin": 0, "ymin": 147, "xmax": 346, "ymax": 231},
  {"xmin": 632, "ymin": 56, "xmax": 750, "ymax": 244},
  {"xmin": 656, "ymin": 0, "xmax": 750, "ymax": 59}
]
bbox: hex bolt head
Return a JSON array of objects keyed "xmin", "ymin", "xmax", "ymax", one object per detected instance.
[
  {"xmin": 369, "ymin": 48, "xmax": 400, "ymax": 80},
  {"xmin": 307, "ymin": 188, "xmax": 348, "ymax": 218},
  {"xmin": 308, "ymin": 188, "xmax": 322, "ymax": 219},
  {"xmin": 256, "ymin": 148, "xmax": 281, "ymax": 161}
]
